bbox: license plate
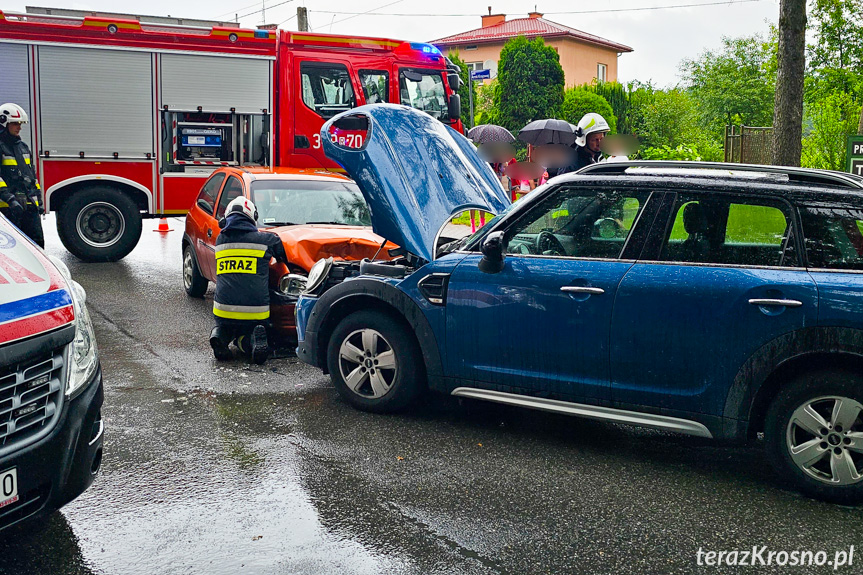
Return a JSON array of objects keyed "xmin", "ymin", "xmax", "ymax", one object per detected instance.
[{"xmin": 0, "ymin": 468, "xmax": 18, "ymax": 509}]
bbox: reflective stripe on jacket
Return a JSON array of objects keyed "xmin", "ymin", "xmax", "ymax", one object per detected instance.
[{"xmin": 0, "ymin": 131, "xmax": 40, "ymax": 206}]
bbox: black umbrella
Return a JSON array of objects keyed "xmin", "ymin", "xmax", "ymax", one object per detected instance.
[
  {"xmin": 467, "ymin": 124, "xmax": 515, "ymax": 144},
  {"xmin": 518, "ymin": 119, "xmax": 576, "ymax": 146}
]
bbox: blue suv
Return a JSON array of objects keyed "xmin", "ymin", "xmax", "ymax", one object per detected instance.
[{"xmin": 296, "ymin": 104, "xmax": 863, "ymax": 504}]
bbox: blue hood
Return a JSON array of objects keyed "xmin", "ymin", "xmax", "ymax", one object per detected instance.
[{"xmin": 321, "ymin": 104, "xmax": 510, "ymax": 262}]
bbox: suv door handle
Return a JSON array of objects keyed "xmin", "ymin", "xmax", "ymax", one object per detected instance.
[
  {"xmin": 561, "ymin": 286, "xmax": 605, "ymax": 295},
  {"xmin": 207, "ymin": 228, "xmax": 213, "ymax": 238},
  {"xmin": 748, "ymin": 298, "xmax": 803, "ymax": 308}
]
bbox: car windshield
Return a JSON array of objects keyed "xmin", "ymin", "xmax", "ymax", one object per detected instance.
[{"xmin": 250, "ymin": 179, "xmax": 371, "ymax": 227}]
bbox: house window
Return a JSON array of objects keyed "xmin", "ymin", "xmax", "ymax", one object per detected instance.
[
  {"xmin": 597, "ymin": 63, "xmax": 607, "ymax": 83},
  {"xmin": 465, "ymin": 44, "xmax": 478, "ymax": 50},
  {"xmin": 465, "ymin": 62, "xmax": 484, "ymax": 72}
]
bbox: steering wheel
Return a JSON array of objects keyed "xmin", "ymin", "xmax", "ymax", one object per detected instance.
[{"xmin": 537, "ymin": 231, "xmax": 566, "ymax": 256}]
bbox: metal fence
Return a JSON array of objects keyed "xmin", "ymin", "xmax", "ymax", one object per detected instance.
[{"xmin": 724, "ymin": 125, "xmax": 774, "ymax": 165}]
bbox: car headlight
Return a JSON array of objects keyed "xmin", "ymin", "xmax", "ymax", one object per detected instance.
[
  {"xmin": 279, "ymin": 273, "xmax": 307, "ymax": 296},
  {"xmin": 304, "ymin": 257, "xmax": 333, "ymax": 295},
  {"xmin": 67, "ymin": 280, "xmax": 99, "ymax": 397}
]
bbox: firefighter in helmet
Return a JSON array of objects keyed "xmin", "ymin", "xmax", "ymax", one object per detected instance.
[
  {"xmin": 0, "ymin": 103, "xmax": 44, "ymax": 247},
  {"xmin": 210, "ymin": 195, "xmax": 288, "ymax": 364}
]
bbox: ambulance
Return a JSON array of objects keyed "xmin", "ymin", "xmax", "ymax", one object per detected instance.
[{"xmin": 0, "ymin": 214, "xmax": 103, "ymax": 531}]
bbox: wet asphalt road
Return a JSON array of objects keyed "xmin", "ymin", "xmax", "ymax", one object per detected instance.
[{"xmin": 2, "ymin": 216, "xmax": 863, "ymax": 575}]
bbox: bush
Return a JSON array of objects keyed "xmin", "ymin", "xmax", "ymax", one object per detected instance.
[
  {"xmin": 801, "ymin": 91, "xmax": 862, "ymax": 171},
  {"xmin": 561, "ymin": 89, "xmax": 617, "ymax": 132},
  {"xmin": 639, "ymin": 145, "xmax": 706, "ymax": 161}
]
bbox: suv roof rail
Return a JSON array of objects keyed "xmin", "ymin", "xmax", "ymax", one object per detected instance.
[{"xmin": 578, "ymin": 160, "xmax": 863, "ymax": 190}]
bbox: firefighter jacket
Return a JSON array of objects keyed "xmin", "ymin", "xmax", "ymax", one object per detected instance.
[
  {"xmin": 213, "ymin": 214, "xmax": 288, "ymax": 324},
  {"xmin": 0, "ymin": 129, "xmax": 41, "ymax": 212}
]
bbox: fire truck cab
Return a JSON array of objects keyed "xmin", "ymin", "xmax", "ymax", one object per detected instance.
[{"xmin": 0, "ymin": 9, "xmax": 462, "ymax": 262}]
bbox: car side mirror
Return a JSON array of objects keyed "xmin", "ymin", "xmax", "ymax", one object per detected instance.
[
  {"xmin": 478, "ymin": 231, "xmax": 505, "ymax": 274},
  {"xmin": 448, "ymin": 93, "xmax": 461, "ymax": 122}
]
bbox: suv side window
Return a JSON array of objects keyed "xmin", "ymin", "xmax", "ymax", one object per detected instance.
[
  {"xmin": 504, "ymin": 188, "xmax": 650, "ymax": 259},
  {"xmin": 196, "ymin": 173, "xmax": 225, "ymax": 215},
  {"xmin": 216, "ymin": 176, "xmax": 244, "ymax": 219},
  {"xmin": 300, "ymin": 62, "xmax": 356, "ymax": 119},
  {"xmin": 800, "ymin": 205, "xmax": 863, "ymax": 270},
  {"xmin": 358, "ymin": 70, "xmax": 389, "ymax": 104},
  {"xmin": 659, "ymin": 194, "xmax": 797, "ymax": 267}
]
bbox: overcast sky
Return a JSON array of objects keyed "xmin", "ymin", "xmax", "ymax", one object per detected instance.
[{"xmin": 6, "ymin": 0, "xmax": 780, "ymax": 87}]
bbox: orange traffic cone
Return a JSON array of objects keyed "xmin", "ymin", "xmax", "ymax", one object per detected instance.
[{"xmin": 154, "ymin": 217, "xmax": 173, "ymax": 233}]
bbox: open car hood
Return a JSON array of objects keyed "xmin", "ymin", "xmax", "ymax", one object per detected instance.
[{"xmin": 321, "ymin": 104, "xmax": 510, "ymax": 262}]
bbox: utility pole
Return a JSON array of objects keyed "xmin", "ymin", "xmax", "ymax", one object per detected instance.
[
  {"xmin": 297, "ymin": 7, "xmax": 309, "ymax": 31},
  {"xmin": 261, "ymin": 0, "xmax": 266, "ymax": 25}
]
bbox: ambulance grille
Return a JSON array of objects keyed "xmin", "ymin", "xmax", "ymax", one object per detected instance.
[{"xmin": 0, "ymin": 347, "xmax": 65, "ymax": 456}]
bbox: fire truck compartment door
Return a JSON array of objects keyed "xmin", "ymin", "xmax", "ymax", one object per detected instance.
[
  {"xmin": 0, "ymin": 42, "xmax": 33, "ymax": 150},
  {"xmin": 161, "ymin": 54, "xmax": 271, "ymax": 114},
  {"xmin": 38, "ymin": 46, "xmax": 154, "ymax": 158}
]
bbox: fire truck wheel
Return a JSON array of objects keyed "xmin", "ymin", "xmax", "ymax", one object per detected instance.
[{"xmin": 57, "ymin": 186, "xmax": 143, "ymax": 262}]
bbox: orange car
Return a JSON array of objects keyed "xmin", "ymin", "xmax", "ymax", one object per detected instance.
[{"xmin": 182, "ymin": 167, "xmax": 390, "ymax": 336}]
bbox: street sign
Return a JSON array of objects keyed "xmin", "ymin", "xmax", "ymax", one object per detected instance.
[
  {"xmin": 470, "ymin": 69, "xmax": 490, "ymax": 81},
  {"xmin": 848, "ymin": 135, "xmax": 863, "ymax": 177}
]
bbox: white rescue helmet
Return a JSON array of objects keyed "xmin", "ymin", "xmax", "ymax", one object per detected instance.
[
  {"xmin": 574, "ymin": 113, "xmax": 610, "ymax": 147},
  {"xmin": 225, "ymin": 196, "xmax": 258, "ymax": 223},
  {"xmin": 0, "ymin": 103, "xmax": 29, "ymax": 128}
]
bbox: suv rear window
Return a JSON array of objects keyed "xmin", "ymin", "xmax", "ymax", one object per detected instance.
[
  {"xmin": 800, "ymin": 206, "xmax": 863, "ymax": 270},
  {"xmin": 660, "ymin": 195, "xmax": 796, "ymax": 267}
]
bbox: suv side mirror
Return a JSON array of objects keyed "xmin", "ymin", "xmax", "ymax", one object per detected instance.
[
  {"xmin": 448, "ymin": 93, "xmax": 461, "ymax": 122},
  {"xmin": 478, "ymin": 231, "xmax": 505, "ymax": 274}
]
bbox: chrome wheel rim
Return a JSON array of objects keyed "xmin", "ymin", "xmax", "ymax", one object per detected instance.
[
  {"xmin": 338, "ymin": 328, "xmax": 397, "ymax": 399},
  {"xmin": 76, "ymin": 202, "xmax": 125, "ymax": 248},
  {"xmin": 183, "ymin": 248, "xmax": 194, "ymax": 289},
  {"xmin": 786, "ymin": 395, "xmax": 863, "ymax": 485}
]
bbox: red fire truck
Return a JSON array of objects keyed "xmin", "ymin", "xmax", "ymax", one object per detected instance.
[{"xmin": 0, "ymin": 10, "xmax": 463, "ymax": 261}]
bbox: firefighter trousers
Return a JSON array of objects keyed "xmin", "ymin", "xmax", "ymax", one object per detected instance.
[{"xmin": 2, "ymin": 208, "xmax": 43, "ymax": 248}]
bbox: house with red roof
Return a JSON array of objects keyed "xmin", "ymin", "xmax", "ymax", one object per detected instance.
[{"xmin": 432, "ymin": 9, "xmax": 633, "ymax": 87}]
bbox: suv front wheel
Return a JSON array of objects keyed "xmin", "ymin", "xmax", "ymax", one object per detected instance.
[
  {"xmin": 766, "ymin": 370, "xmax": 863, "ymax": 504},
  {"xmin": 327, "ymin": 311, "xmax": 425, "ymax": 413}
]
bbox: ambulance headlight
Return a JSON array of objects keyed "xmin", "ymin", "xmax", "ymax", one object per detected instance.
[
  {"xmin": 279, "ymin": 273, "xmax": 307, "ymax": 296},
  {"xmin": 304, "ymin": 257, "xmax": 333, "ymax": 295},
  {"xmin": 67, "ymin": 281, "xmax": 99, "ymax": 398}
]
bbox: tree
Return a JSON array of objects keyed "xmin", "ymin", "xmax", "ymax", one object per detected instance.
[
  {"xmin": 496, "ymin": 36, "xmax": 564, "ymax": 132},
  {"xmin": 561, "ymin": 89, "xmax": 617, "ymax": 132},
  {"xmin": 772, "ymin": 0, "xmax": 807, "ymax": 166},
  {"xmin": 474, "ymin": 78, "xmax": 501, "ymax": 126},
  {"xmin": 804, "ymin": 0, "xmax": 863, "ymax": 134},
  {"xmin": 680, "ymin": 34, "xmax": 776, "ymax": 136},
  {"xmin": 806, "ymin": 0, "xmax": 863, "ymax": 101},
  {"xmin": 446, "ymin": 51, "xmax": 477, "ymax": 129}
]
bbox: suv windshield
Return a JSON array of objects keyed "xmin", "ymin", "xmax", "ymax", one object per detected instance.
[
  {"xmin": 250, "ymin": 180, "xmax": 371, "ymax": 227},
  {"xmin": 399, "ymin": 69, "xmax": 448, "ymax": 120}
]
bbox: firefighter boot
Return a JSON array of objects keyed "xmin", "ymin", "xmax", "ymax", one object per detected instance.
[
  {"xmin": 251, "ymin": 325, "xmax": 268, "ymax": 365},
  {"xmin": 209, "ymin": 326, "xmax": 232, "ymax": 361}
]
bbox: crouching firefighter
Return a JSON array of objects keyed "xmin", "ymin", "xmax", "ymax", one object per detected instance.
[
  {"xmin": 0, "ymin": 103, "xmax": 44, "ymax": 247},
  {"xmin": 210, "ymin": 196, "xmax": 288, "ymax": 364}
]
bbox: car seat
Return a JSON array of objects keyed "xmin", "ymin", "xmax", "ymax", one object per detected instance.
[{"xmin": 681, "ymin": 202, "xmax": 711, "ymax": 262}]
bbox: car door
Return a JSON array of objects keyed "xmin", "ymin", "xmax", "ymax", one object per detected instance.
[
  {"xmin": 445, "ymin": 186, "xmax": 659, "ymax": 402},
  {"xmin": 294, "ymin": 58, "xmax": 359, "ymax": 164},
  {"xmin": 610, "ymin": 191, "xmax": 819, "ymax": 417},
  {"xmin": 201, "ymin": 175, "xmax": 245, "ymax": 275},
  {"xmin": 191, "ymin": 172, "xmax": 226, "ymax": 280}
]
